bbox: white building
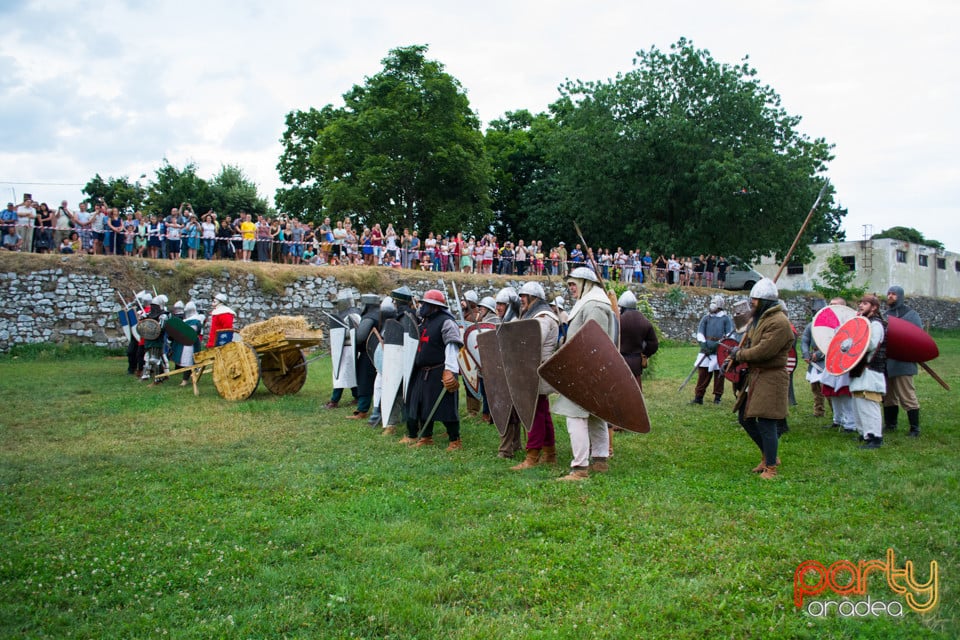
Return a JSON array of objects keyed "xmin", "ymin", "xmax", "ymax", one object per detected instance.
[{"xmin": 755, "ymin": 238, "xmax": 960, "ymax": 299}]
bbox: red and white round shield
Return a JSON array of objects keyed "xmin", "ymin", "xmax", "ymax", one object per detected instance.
[
  {"xmin": 825, "ymin": 316, "xmax": 871, "ymax": 375},
  {"xmin": 811, "ymin": 304, "xmax": 856, "ymax": 354}
]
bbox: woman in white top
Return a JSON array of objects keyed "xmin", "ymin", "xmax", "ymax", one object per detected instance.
[{"xmin": 201, "ymin": 213, "xmax": 217, "ymax": 260}]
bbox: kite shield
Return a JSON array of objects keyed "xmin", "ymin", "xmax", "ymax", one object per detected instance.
[
  {"xmin": 497, "ymin": 319, "xmax": 543, "ymax": 433},
  {"xmin": 539, "ymin": 319, "xmax": 650, "ymax": 433},
  {"xmin": 476, "ymin": 329, "xmax": 514, "ymax": 436}
]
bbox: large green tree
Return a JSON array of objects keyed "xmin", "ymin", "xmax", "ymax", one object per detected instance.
[
  {"xmin": 277, "ymin": 45, "xmax": 491, "ymax": 235},
  {"xmin": 208, "ymin": 165, "xmax": 270, "ymax": 219},
  {"xmin": 82, "ymin": 174, "xmax": 148, "ymax": 212},
  {"xmin": 518, "ymin": 38, "xmax": 839, "ymax": 262},
  {"xmin": 275, "ymin": 106, "xmax": 335, "ymax": 220},
  {"xmin": 484, "ymin": 109, "xmax": 558, "ymax": 242}
]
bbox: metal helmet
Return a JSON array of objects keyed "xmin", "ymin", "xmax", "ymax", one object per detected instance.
[
  {"xmin": 335, "ymin": 288, "xmax": 355, "ymax": 310},
  {"xmin": 617, "ymin": 290, "xmax": 637, "ymax": 309},
  {"xmin": 710, "ymin": 295, "xmax": 725, "ymax": 310},
  {"xmin": 380, "ymin": 296, "xmax": 396, "ymax": 320},
  {"xmin": 568, "ymin": 266, "xmax": 600, "ymax": 284},
  {"xmin": 464, "ymin": 290, "xmax": 479, "ymax": 304},
  {"xmin": 749, "ymin": 278, "xmax": 779, "ymax": 301},
  {"xmin": 390, "ymin": 285, "xmax": 414, "ymax": 303},
  {"xmin": 517, "ymin": 281, "xmax": 546, "ymax": 300},
  {"xmin": 136, "ymin": 290, "xmax": 152, "ymax": 304},
  {"xmin": 552, "ymin": 296, "xmax": 565, "ymax": 310},
  {"xmin": 214, "ymin": 292, "xmax": 228, "ymax": 305},
  {"xmin": 360, "ymin": 293, "xmax": 380, "ymax": 307},
  {"xmin": 479, "ymin": 296, "xmax": 497, "ymax": 314},
  {"xmin": 173, "ymin": 300, "xmax": 185, "ymax": 311},
  {"xmin": 421, "ymin": 289, "xmax": 448, "ymax": 308},
  {"xmin": 495, "ymin": 287, "xmax": 518, "ymax": 305},
  {"xmin": 184, "ymin": 301, "xmax": 198, "ymax": 318}
]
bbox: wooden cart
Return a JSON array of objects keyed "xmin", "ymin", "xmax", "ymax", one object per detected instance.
[{"xmin": 158, "ymin": 329, "xmax": 324, "ymax": 400}]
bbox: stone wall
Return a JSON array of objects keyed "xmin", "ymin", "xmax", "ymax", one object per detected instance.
[{"xmin": 2, "ymin": 265, "xmax": 958, "ymax": 352}]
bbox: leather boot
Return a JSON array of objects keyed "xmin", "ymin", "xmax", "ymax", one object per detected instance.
[
  {"xmin": 589, "ymin": 457, "xmax": 609, "ymax": 473},
  {"xmin": 381, "ymin": 426, "xmax": 396, "ymax": 436},
  {"xmin": 752, "ymin": 457, "xmax": 780, "ymax": 473},
  {"xmin": 689, "ymin": 396, "xmax": 703, "ymax": 405},
  {"xmin": 324, "ymin": 401, "xmax": 339, "ymax": 409},
  {"xmin": 883, "ymin": 405, "xmax": 899, "ymax": 430},
  {"xmin": 346, "ymin": 411, "xmax": 368, "ymax": 419},
  {"xmin": 558, "ymin": 468, "xmax": 589, "ymax": 481},
  {"xmin": 398, "ymin": 435, "xmax": 417, "ymax": 444},
  {"xmin": 860, "ymin": 435, "xmax": 883, "ymax": 449},
  {"xmin": 907, "ymin": 409, "xmax": 920, "ymax": 437},
  {"xmin": 759, "ymin": 464, "xmax": 778, "ymax": 480},
  {"xmin": 510, "ymin": 449, "xmax": 541, "ymax": 470},
  {"xmin": 446, "ymin": 439, "xmax": 462, "ymax": 451},
  {"xmin": 539, "ymin": 445, "xmax": 557, "ymax": 465},
  {"xmin": 413, "ymin": 437, "xmax": 434, "ymax": 448}
]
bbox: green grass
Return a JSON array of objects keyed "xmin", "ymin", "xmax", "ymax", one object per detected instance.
[{"xmin": 1, "ymin": 336, "xmax": 958, "ymax": 639}]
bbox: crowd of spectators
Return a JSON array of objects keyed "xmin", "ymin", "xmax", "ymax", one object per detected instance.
[{"xmin": 1, "ymin": 196, "xmax": 729, "ymax": 286}]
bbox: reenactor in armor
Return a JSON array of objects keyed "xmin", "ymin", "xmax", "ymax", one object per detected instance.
[
  {"xmin": 400, "ymin": 289, "xmax": 464, "ymax": 450},
  {"xmin": 349, "ymin": 294, "xmax": 382, "ymax": 419},
  {"xmin": 325, "ymin": 289, "xmax": 361, "ymax": 409}
]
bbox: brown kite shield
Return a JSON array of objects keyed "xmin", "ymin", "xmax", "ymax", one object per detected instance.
[
  {"xmin": 539, "ymin": 319, "xmax": 650, "ymax": 433},
  {"xmin": 497, "ymin": 319, "xmax": 543, "ymax": 433},
  {"xmin": 476, "ymin": 329, "xmax": 515, "ymax": 436}
]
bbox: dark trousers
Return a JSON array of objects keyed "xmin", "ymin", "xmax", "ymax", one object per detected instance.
[
  {"xmin": 330, "ymin": 387, "xmax": 358, "ymax": 403},
  {"xmin": 738, "ymin": 404, "xmax": 780, "ymax": 467},
  {"xmin": 407, "ymin": 418, "xmax": 460, "ymax": 441}
]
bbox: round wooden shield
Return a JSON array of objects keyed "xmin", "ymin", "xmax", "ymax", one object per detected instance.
[
  {"xmin": 811, "ymin": 304, "xmax": 856, "ymax": 354},
  {"xmin": 886, "ymin": 315, "xmax": 939, "ymax": 362},
  {"xmin": 137, "ymin": 317, "xmax": 162, "ymax": 341},
  {"xmin": 825, "ymin": 316, "xmax": 871, "ymax": 375},
  {"xmin": 261, "ymin": 348, "xmax": 307, "ymax": 395},
  {"xmin": 716, "ymin": 337, "xmax": 747, "ymax": 383},
  {"xmin": 212, "ymin": 341, "xmax": 261, "ymax": 400}
]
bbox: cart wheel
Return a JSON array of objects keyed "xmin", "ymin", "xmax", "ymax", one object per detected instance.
[
  {"xmin": 212, "ymin": 341, "xmax": 260, "ymax": 400},
  {"xmin": 261, "ymin": 348, "xmax": 308, "ymax": 396}
]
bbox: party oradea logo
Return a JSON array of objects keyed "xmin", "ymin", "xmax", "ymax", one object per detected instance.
[{"xmin": 794, "ymin": 548, "xmax": 938, "ymax": 618}]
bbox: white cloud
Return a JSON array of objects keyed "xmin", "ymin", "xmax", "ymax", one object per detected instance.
[{"xmin": 0, "ymin": 0, "xmax": 957, "ymax": 251}]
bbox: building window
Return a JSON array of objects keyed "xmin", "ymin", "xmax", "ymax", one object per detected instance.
[
  {"xmin": 786, "ymin": 261, "xmax": 804, "ymax": 275},
  {"xmin": 896, "ymin": 250, "xmax": 907, "ymax": 263},
  {"xmin": 841, "ymin": 255, "xmax": 856, "ymax": 271},
  {"xmin": 937, "ymin": 258, "xmax": 946, "ymax": 270},
  {"xmin": 955, "ymin": 261, "xmax": 960, "ymax": 272},
  {"xmin": 918, "ymin": 254, "xmax": 928, "ymax": 267}
]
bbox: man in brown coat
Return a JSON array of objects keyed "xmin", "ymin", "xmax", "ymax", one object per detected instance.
[{"xmin": 725, "ymin": 278, "xmax": 794, "ymax": 479}]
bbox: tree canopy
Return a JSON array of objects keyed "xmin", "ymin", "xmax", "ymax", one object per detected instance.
[
  {"xmin": 276, "ymin": 45, "xmax": 491, "ymax": 235},
  {"xmin": 872, "ymin": 226, "xmax": 944, "ymax": 250},
  {"xmin": 499, "ymin": 38, "xmax": 841, "ymax": 262},
  {"xmin": 83, "ymin": 162, "xmax": 269, "ymax": 219}
]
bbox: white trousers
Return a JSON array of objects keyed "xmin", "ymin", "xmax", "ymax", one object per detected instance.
[
  {"xmin": 565, "ymin": 415, "xmax": 609, "ymax": 468},
  {"xmin": 831, "ymin": 395, "xmax": 856, "ymax": 430},
  {"xmin": 852, "ymin": 396, "xmax": 882, "ymax": 439}
]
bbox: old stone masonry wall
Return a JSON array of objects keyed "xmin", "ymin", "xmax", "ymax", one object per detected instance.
[{"xmin": 1, "ymin": 267, "xmax": 958, "ymax": 352}]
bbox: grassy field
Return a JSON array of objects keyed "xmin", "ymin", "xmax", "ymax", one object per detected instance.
[{"xmin": 1, "ymin": 335, "xmax": 957, "ymax": 639}]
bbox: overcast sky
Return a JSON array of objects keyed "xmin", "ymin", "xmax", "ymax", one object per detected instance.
[{"xmin": 2, "ymin": 0, "xmax": 958, "ymax": 251}]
